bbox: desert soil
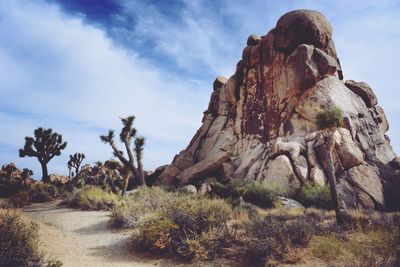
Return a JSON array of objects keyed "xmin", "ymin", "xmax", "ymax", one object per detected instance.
[{"xmin": 20, "ymin": 200, "xmax": 205, "ymax": 267}]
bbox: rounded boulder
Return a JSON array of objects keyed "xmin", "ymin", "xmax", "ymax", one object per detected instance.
[{"xmin": 274, "ymin": 9, "xmax": 332, "ymax": 54}]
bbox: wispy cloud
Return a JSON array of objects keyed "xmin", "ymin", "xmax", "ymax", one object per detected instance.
[{"xmin": 0, "ymin": 0, "xmax": 210, "ymax": 176}]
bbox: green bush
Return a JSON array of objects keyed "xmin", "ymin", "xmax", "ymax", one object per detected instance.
[
  {"xmin": 209, "ymin": 179, "xmax": 243, "ymax": 199},
  {"xmin": 63, "ymin": 186, "xmax": 120, "ymax": 210},
  {"xmin": 129, "ymin": 187, "xmax": 232, "ymax": 261},
  {"xmin": 315, "ymin": 106, "xmax": 343, "ymax": 130},
  {"xmin": 242, "ymin": 181, "xmax": 285, "ymax": 208},
  {"xmin": 210, "ymin": 180, "xmax": 285, "ymax": 208},
  {"xmin": 296, "ymin": 182, "xmax": 333, "ymax": 209},
  {"xmin": 0, "ymin": 211, "xmax": 62, "ymax": 267}
]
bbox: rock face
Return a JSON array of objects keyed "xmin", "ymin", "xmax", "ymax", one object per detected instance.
[{"xmin": 157, "ymin": 10, "xmax": 399, "ymax": 210}]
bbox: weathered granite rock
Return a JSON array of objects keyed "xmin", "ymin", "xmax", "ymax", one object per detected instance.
[
  {"xmin": 345, "ymin": 80, "xmax": 378, "ymax": 108},
  {"xmin": 198, "ymin": 182, "xmax": 212, "ymax": 195},
  {"xmin": 179, "ymin": 185, "xmax": 197, "ymax": 195},
  {"xmin": 157, "ymin": 9, "xmax": 398, "ymax": 210},
  {"xmin": 337, "ymin": 179, "xmax": 357, "ymax": 209},
  {"xmin": 247, "ymin": 34, "xmax": 261, "ymax": 46},
  {"xmin": 261, "ymin": 155, "xmax": 301, "ymax": 197},
  {"xmin": 346, "ymin": 164, "xmax": 384, "ymax": 207},
  {"xmin": 310, "ymin": 167, "xmax": 326, "ymax": 186},
  {"xmin": 49, "ymin": 174, "xmax": 69, "ymax": 184},
  {"xmin": 276, "ymin": 197, "xmax": 305, "ymax": 209},
  {"xmin": 275, "ymin": 10, "xmax": 332, "ymax": 54},
  {"xmin": 146, "ymin": 164, "xmax": 169, "ymax": 185},
  {"xmin": 335, "ymin": 128, "xmax": 364, "ymax": 169},
  {"xmin": 175, "ymin": 151, "xmax": 230, "ymax": 185}
]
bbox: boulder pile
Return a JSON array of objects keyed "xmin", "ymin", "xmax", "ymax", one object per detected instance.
[{"xmin": 157, "ymin": 10, "xmax": 399, "ymax": 209}]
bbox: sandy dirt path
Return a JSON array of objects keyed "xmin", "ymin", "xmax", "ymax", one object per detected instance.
[
  {"xmin": 21, "ymin": 201, "xmax": 183, "ymax": 267},
  {"xmin": 8, "ymin": 200, "xmax": 320, "ymax": 267}
]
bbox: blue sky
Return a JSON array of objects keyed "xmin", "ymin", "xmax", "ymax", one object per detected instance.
[{"xmin": 0, "ymin": 0, "xmax": 399, "ymax": 178}]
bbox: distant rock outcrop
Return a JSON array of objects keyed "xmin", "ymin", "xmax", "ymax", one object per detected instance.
[
  {"xmin": 0, "ymin": 163, "xmax": 34, "ymax": 196},
  {"xmin": 157, "ymin": 10, "xmax": 399, "ymax": 210}
]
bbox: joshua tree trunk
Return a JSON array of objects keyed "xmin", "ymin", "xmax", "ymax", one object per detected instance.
[
  {"xmin": 40, "ymin": 160, "xmax": 49, "ymax": 183},
  {"xmin": 325, "ymin": 129, "xmax": 343, "ymax": 225},
  {"xmin": 106, "ymin": 177, "xmax": 118, "ymax": 194},
  {"xmin": 137, "ymin": 158, "xmax": 145, "ymax": 186},
  {"xmin": 123, "ymin": 141, "xmax": 138, "ymax": 177},
  {"xmin": 68, "ymin": 166, "xmax": 72, "ymax": 180},
  {"xmin": 121, "ymin": 171, "xmax": 130, "ymax": 197}
]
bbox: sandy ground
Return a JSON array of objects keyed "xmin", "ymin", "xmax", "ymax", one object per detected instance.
[{"xmin": 20, "ymin": 201, "xmax": 195, "ymax": 267}]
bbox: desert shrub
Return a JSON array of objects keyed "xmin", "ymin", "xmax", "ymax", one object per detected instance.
[
  {"xmin": 315, "ymin": 106, "xmax": 343, "ymax": 129},
  {"xmin": 285, "ymin": 218, "xmax": 315, "ymax": 246},
  {"xmin": 340, "ymin": 210, "xmax": 375, "ymax": 231},
  {"xmin": 303, "ymin": 207, "xmax": 326, "ymax": 222},
  {"xmin": 340, "ymin": 210, "xmax": 400, "ymax": 232},
  {"xmin": 233, "ymin": 203, "xmax": 261, "ymax": 221},
  {"xmin": 243, "ymin": 212, "xmax": 318, "ymax": 266},
  {"xmin": 265, "ymin": 207, "xmax": 305, "ymax": 221},
  {"xmin": 29, "ymin": 183, "xmax": 58, "ymax": 203},
  {"xmin": 132, "ymin": 187, "xmax": 232, "ymax": 261},
  {"xmin": 244, "ymin": 215, "xmax": 291, "ymax": 266},
  {"xmin": 111, "ymin": 186, "xmax": 174, "ymax": 228},
  {"xmin": 346, "ymin": 229, "xmax": 400, "ymax": 266},
  {"xmin": 8, "ymin": 191, "xmax": 32, "ymax": 207},
  {"xmin": 63, "ymin": 186, "xmax": 119, "ymax": 210},
  {"xmin": 242, "ymin": 181, "xmax": 285, "ymax": 208},
  {"xmin": 0, "ymin": 176, "xmax": 27, "ymax": 197},
  {"xmin": 0, "ymin": 211, "xmax": 62, "ymax": 267},
  {"xmin": 6, "ymin": 183, "xmax": 58, "ymax": 207},
  {"xmin": 210, "ymin": 180, "xmax": 285, "ymax": 208},
  {"xmin": 209, "ymin": 179, "xmax": 243, "ymax": 199},
  {"xmin": 311, "ymin": 228, "xmax": 400, "ymax": 266},
  {"xmin": 296, "ymin": 182, "xmax": 333, "ymax": 209},
  {"xmin": 310, "ymin": 234, "xmax": 343, "ymax": 262}
]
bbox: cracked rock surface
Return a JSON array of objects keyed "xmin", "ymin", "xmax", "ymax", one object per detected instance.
[{"xmin": 157, "ymin": 9, "xmax": 398, "ymax": 210}]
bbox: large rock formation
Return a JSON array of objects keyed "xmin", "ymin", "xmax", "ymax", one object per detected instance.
[{"xmin": 157, "ymin": 10, "xmax": 399, "ymax": 210}]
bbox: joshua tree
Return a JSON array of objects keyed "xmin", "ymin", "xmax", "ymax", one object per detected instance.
[
  {"xmin": 67, "ymin": 153, "xmax": 85, "ymax": 183},
  {"xmin": 100, "ymin": 116, "xmax": 146, "ymax": 196},
  {"xmin": 134, "ymin": 137, "xmax": 145, "ymax": 186},
  {"xmin": 315, "ymin": 106, "xmax": 343, "ymax": 224},
  {"xmin": 19, "ymin": 127, "xmax": 67, "ymax": 183}
]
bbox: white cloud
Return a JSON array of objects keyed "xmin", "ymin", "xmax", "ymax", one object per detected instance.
[
  {"xmin": 122, "ymin": 0, "xmax": 239, "ymax": 77},
  {"xmin": 0, "ymin": 0, "xmax": 210, "ymax": 176}
]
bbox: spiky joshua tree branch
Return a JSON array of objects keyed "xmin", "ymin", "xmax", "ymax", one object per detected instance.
[
  {"xmin": 68, "ymin": 153, "xmax": 85, "ymax": 183},
  {"xmin": 100, "ymin": 116, "xmax": 146, "ymax": 196}
]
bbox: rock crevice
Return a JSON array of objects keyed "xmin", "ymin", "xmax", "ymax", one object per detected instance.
[{"xmin": 157, "ymin": 9, "xmax": 398, "ymax": 210}]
